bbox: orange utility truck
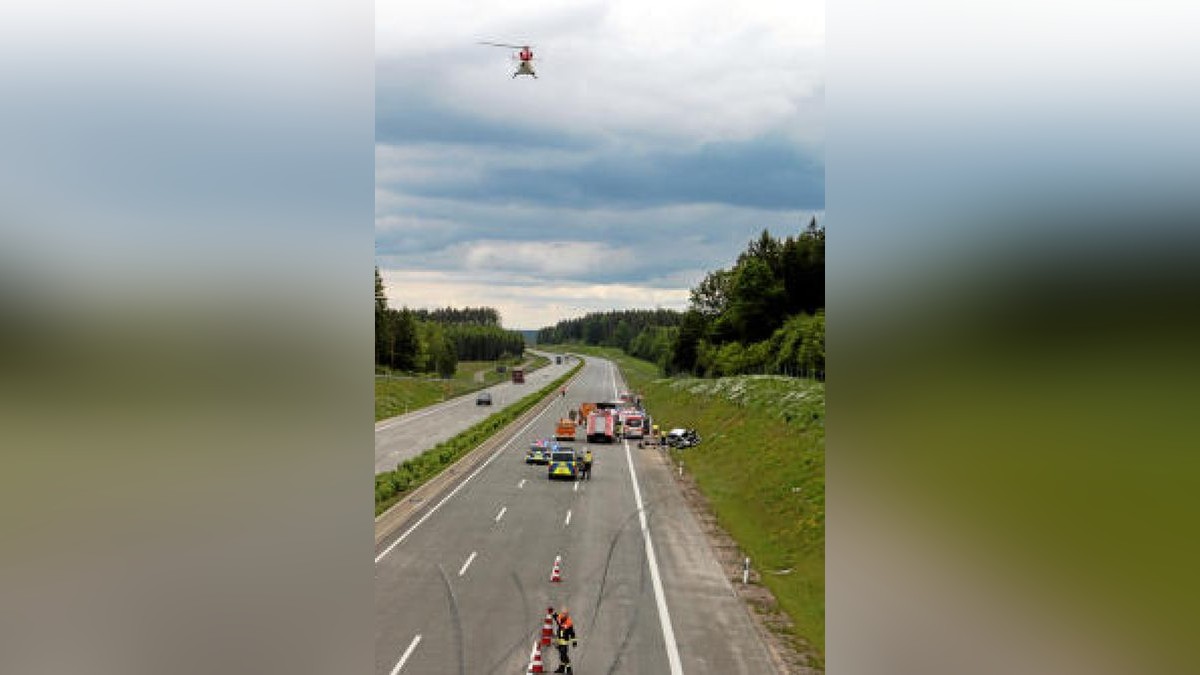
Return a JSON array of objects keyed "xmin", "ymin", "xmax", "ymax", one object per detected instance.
[{"xmin": 555, "ymin": 418, "xmax": 577, "ymax": 440}]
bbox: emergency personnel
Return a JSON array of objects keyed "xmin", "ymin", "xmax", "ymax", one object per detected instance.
[
  {"xmin": 581, "ymin": 449, "xmax": 594, "ymax": 480},
  {"xmin": 552, "ymin": 608, "xmax": 577, "ymax": 673}
]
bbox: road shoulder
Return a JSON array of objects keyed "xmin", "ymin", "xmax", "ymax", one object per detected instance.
[{"xmin": 632, "ymin": 441, "xmax": 791, "ymax": 674}]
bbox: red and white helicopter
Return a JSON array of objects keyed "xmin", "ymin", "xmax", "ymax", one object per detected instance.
[{"xmin": 478, "ymin": 41, "xmax": 538, "ymax": 79}]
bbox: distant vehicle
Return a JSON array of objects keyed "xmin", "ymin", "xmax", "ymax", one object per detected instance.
[
  {"xmin": 547, "ymin": 449, "xmax": 579, "ymax": 480},
  {"xmin": 526, "ymin": 439, "xmax": 555, "ymax": 464},
  {"xmin": 555, "ymin": 356, "xmax": 562, "ymax": 364},
  {"xmin": 476, "ymin": 392, "xmax": 493, "ymax": 406},
  {"xmin": 511, "ymin": 367, "xmax": 525, "ymax": 384},
  {"xmin": 618, "ymin": 391, "xmax": 635, "ymax": 405}
]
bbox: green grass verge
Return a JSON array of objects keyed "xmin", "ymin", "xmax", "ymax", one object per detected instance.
[
  {"xmin": 375, "ymin": 353, "xmax": 547, "ymax": 422},
  {"xmin": 541, "ymin": 343, "xmax": 825, "ymax": 663},
  {"xmin": 375, "ymin": 360, "xmax": 583, "ymax": 516}
]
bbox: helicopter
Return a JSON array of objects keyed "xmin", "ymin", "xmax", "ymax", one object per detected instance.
[{"xmin": 478, "ymin": 41, "xmax": 538, "ymax": 79}]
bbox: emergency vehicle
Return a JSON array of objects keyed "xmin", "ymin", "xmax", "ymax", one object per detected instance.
[
  {"xmin": 555, "ymin": 417, "xmax": 577, "ymax": 440},
  {"xmin": 619, "ymin": 408, "xmax": 645, "ymax": 439},
  {"xmin": 578, "ymin": 402, "xmax": 597, "ymax": 420},
  {"xmin": 547, "ymin": 448, "xmax": 579, "ymax": 480},
  {"xmin": 586, "ymin": 409, "xmax": 616, "ymax": 443},
  {"xmin": 526, "ymin": 438, "xmax": 555, "ymax": 464}
]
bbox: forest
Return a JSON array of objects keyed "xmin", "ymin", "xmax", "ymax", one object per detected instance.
[
  {"xmin": 537, "ymin": 219, "xmax": 824, "ymax": 378},
  {"xmin": 375, "ymin": 270, "xmax": 525, "ymax": 376}
]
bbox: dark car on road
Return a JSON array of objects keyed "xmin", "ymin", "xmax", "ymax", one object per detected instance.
[{"xmin": 476, "ymin": 392, "xmax": 493, "ymax": 405}]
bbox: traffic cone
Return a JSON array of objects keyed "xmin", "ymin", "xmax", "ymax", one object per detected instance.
[
  {"xmin": 527, "ymin": 641, "xmax": 545, "ymax": 673},
  {"xmin": 550, "ymin": 555, "xmax": 562, "ymax": 583},
  {"xmin": 541, "ymin": 609, "xmax": 555, "ymax": 645}
]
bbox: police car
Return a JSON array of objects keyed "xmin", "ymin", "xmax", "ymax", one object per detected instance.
[
  {"xmin": 547, "ymin": 448, "xmax": 579, "ymax": 480},
  {"xmin": 525, "ymin": 439, "xmax": 554, "ymax": 465}
]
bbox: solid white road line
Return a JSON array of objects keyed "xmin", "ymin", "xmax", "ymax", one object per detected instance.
[
  {"xmin": 612, "ymin": 362, "xmax": 684, "ymax": 675},
  {"xmin": 458, "ymin": 551, "xmax": 477, "ymax": 577},
  {"xmin": 389, "ymin": 634, "xmax": 422, "ymax": 675},
  {"xmin": 564, "ymin": 509, "xmax": 572, "ymax": 527},
  {"xmin": 495, "ymin": 506, "xmax": 507, "ymax": 523},
  {"xmin": 375, "ymin": 384, "xmax": 566, "ymax": 564}
]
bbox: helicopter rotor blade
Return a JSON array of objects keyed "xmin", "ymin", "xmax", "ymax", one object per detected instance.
[{"xmin": 478, "ymin": 41, "xmax": 527, "ymax": 49}]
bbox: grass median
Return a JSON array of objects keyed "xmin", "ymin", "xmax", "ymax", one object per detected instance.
[{"xmin": 375, "ymin": 359, "xmax": 583, "ymax": 516}]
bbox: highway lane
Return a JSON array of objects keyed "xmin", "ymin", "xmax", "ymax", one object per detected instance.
[
  {"xmin": 375, "ymin": 349, "xmax": 574, "ymax": 474},
  {"xmin": 375, "ymin": 355, "xmax": 779, "ymax": 674}
]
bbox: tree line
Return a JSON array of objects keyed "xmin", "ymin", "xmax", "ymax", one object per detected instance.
[
  {"xmin": 375, "ymin": 268, "xmax": 525, "ymax": 377},
  {"xmin": 412, "ymin": 306, "xmax": 501, "ymax": 326},
  {"xmin": 537, "ymin": 218, "xmax": 824, "ymax": 378}
]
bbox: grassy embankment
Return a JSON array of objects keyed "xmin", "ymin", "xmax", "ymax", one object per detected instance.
[
  {"xmin": 375, "ymin": 352, "xmax": 551, "ymax": 422},
  {"xmin": 541, "ymin": 344, "xmax": 825, "ymax": 663},
  {"xmin": 375, "ymin": 359, "xmax": 582, "ymax": 516}
]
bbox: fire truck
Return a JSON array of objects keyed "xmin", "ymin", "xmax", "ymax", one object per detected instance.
[{"xmin": 586, "ymin": 409, "xmax": 616, "ymax": 443}]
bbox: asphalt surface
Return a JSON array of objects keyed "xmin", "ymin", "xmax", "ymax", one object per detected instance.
[
  {"xmin": 375, "ymin": 355, "xmax": 779, "ymax": 674},
  {"xmin": 375, "ymin": 350, "xmax": 576, "ymax": 474}
]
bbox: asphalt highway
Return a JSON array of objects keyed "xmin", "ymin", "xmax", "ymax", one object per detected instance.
[
  {"xmin": 375, "ymin": 350, "xmax": 575, "ymax": 474},
  {"xmin": 374, "ymin": 355, "xmax": 779, "ymax": 674}
]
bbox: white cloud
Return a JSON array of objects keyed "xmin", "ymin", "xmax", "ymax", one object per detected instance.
[
  {"xmin": 379, "ymin": 268, "xmax": 690, "ymax": 328},
  {"xmin": 377, "ymin": 0, "xmax": 824, "ymax": 149},
  {"xmin": 452, "ymin": 239, "xmax": 638, "ymax": 278}
]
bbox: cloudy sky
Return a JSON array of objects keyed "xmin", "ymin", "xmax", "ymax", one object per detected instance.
[{"xmin": 376, "ymin": 0, "xmax": 823, "ymax": 329}]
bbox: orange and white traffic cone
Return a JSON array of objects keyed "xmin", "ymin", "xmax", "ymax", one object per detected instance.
[
  {"xmin": 527, "ymin": 641, "xmax": 545, "ymax": 673},
  {"xmin": 541, "ymin": 608, "xmax": 555, "ymax": 646},
  {"xmin": 550, "ymin": 555, "xmax": 562, "ymax": 583}
]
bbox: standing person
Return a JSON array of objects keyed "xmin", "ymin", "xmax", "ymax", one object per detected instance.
[
  {"xmin": 582, "ymin": 449, "xmax": 593, "ymax": 480},
  {"xmin": 552, "ymin": 608, "xmax": 577, "ymax": 673}
]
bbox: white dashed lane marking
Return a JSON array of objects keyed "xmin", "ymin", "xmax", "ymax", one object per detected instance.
[
  {"xmin": 458, "ymin": 551, "xmax": 477, "ymax": 577},
  {"xmin": 389, "ymin": 634, "xmax": 421, "ymax": 675}
]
